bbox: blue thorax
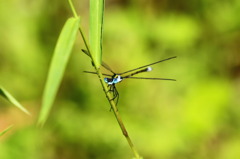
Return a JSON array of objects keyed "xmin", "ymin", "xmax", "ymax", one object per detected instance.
[{"xmin": 104, "ymin": 75, "xmax": 123, "ymax": 85}]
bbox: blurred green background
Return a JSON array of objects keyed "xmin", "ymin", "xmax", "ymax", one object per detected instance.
[{"xmin": 1, "ymin": 0, "xmax": 240, "ymax": 159}]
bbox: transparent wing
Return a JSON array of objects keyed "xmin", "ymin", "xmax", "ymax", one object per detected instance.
[
  {"xmin": 83, "ymin": 71, "xmax": 112, "ymax": 77},
  {"xmin": 82, "ymin": 49, "xmax": 115, "ymax": 74},
  {"xmin": 101, "ymin": 62, "xmax": 115, "ymax": 74}
]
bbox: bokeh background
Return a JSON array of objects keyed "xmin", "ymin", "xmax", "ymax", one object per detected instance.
[{"xmin": 1, "ymin": 0, "xmax": 240, "ymax": 159}]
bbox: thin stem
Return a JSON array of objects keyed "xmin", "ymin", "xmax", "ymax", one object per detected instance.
[
  {"xmin": 97, "ymin": 71, "xmax": 140, "ymax": 159},
  {"xmin": 68, "ymin": 0, "xmax": 141, "ymax": 158},
  {"xmin": 68, "ymin": 0, "xmax": 78, "ymax": 18}
]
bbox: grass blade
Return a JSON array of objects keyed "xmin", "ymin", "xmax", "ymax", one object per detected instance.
[
  {"xmin": 0, "ymin": 125, "xmax": 13, "ymax": 137},
  {"xmin": 38, "ymin": 17, "xmax": 80, "ymax": 127},
  {"xmin": 0, "ymin": 86, "xmax": 30, "ymax": 115},
  {"xmin": 90, "ymin": 0, "xmax": 105, "ymax": 68}
]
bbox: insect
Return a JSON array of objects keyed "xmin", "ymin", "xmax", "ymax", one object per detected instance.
[{"xmin": 82, "ymin": 49, "xmax": 176, "ymax": 106}]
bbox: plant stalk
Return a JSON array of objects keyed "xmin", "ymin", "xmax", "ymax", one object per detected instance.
[{"xmin": 68, "ymin": 0, "xmax": 141, "ymax": 158}]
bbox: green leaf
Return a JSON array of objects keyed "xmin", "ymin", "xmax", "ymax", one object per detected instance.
[
  {"xmin": 90, "ymin": 0, "xmax": 105, "ymax": 68},
  {"xmin": 37, "ymin": 17, "xmax": 80, "ymax": 127},
  {"xmin": 0, "ymin": 86, "xmax": 30, "ymax": 115},
  {"xmin": 0, "ymin": 125, "xmax": 13, "ymax": 137}
]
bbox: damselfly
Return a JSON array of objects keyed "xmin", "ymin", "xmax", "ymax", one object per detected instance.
[{"xmin": 82, "ymin": 49, "xmax": 176, "ymax": 105}]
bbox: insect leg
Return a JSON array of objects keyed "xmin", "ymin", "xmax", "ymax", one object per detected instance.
[{"xmin": 113, "ymin": 86, "xmax": 119, "ymax": 106}]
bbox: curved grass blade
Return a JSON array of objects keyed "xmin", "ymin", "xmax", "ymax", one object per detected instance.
[
  {"xmin": 0, "ymin": 125, "xmax": 13, "ymax": 137},
  {"xmin": 38, "ymin": 17, "xmax": 80, "ymax": 127},
  {"xmin": 0, "ymin": 86, "xmax": 30, "ymax": 115},
  {"xmin": 90, "ymin": 0, "xmax": 105, "ymax": 68}
]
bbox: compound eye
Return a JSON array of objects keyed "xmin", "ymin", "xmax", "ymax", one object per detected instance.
[
  {"xmin": 104, "ymin": 78, "xmax": 108, "ymax": 83},
  {"xmin": 104, "ymin": 78, "xmax": 112, "ymax": 83}
]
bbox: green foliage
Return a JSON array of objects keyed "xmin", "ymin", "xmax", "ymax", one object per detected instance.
[
  {"xmin": 89, "ymin": 0, "xmax": 105, "ymax": 67},
  {"xmin": 0, "ymin": 125, "xmax": 13, "ymax": 137},
  {"xmin": 38, "ymin": 17, "xmax": 80, "ymax": 126},
  {"xmin": 0, "ymin": 0, "xmax": 240, "ymax": 159},
  {"xmin": 0, "ymin": 86, "xmax": 30, "ymax": 115}
]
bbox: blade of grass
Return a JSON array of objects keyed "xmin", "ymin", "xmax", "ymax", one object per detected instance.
[
  {"xmin": 0, "ymin": 125, "xmax": 13, "ymax": 137},
  {"xmin": 90, "ymin": 0, "xmax": 105, "ymax": 68},
  {"xmin": 37, "ymin": 17, "xmax": 80, "ymax": 127},
  {"xmin": 0, "ymin": 86, "xmax": 30, "ymax": 115}
]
